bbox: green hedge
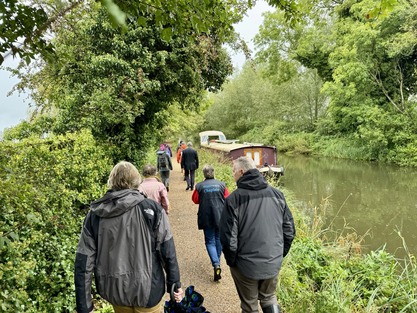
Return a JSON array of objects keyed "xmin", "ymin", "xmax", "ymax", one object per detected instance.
[{"xmin": 0, "ymin": 130, "xmax": 111, "ymax": 312}]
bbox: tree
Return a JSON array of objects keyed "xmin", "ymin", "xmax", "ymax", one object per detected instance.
[
  {"xmin": 319, "ymin": 0, "xmax": 417, "ymax": 160},
  {"xmin": 253, "ymin": 7, "xmax": 329, "ymax": 131},
  {"xmin": 0, "ymin": 0, "xmax": 306, "ymax": 66},
  {"xmin": 17, "ymin": 5, "xmax": 233, "ymax": 164}
]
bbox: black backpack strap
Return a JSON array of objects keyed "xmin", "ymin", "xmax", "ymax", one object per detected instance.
[{"xmin": 138, "ymin": 200, "xmax": 163, "ymax": 251}]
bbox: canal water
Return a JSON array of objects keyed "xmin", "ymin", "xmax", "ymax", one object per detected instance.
[{"xmin": 278, "ymin": 154, "xmax": 417, "ymax": 258}]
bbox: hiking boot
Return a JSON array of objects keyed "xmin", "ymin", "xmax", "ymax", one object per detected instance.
[
  {"xmin": 166, "ymin": 186, "xmax": 169, "ymax": 192},
  {"xmin": 214, "ymin": 266, "xmax": 222, "ymax": 282}
]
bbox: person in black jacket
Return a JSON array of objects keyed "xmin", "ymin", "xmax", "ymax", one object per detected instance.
[
  {"xmin": 192, "ymin": 165, "xmax": 230, "ymax": 282},
  {"xmin": 181, "ymin": 141, "xmax": 199, "ymax": 191},
  {"xmin": 220, "ymin": 156, "xmax": 295, "ymax": 313},
  {"xmin": 74, "ymin": 161, "xmax": 183, "ymax": 313}
]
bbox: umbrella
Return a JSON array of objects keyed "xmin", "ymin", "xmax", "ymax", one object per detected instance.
[{"xmin": 164, "ymin": 285, "xmax": 210, "ymax": 313}]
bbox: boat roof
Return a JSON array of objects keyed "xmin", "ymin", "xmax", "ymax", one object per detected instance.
[
  {"xmin": 199, "ymin": 130, "xmax": 226, "ymax": 137},
  {"xmin": 202, "ymin": 141, "xmax": 275, "ymax": 152}
]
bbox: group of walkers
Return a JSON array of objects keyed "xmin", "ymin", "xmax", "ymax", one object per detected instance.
[{"xmin": 74, "ymin": 139, "xmax": 296, "ymax": 313}]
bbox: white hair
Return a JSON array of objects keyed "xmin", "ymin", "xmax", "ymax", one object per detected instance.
[{"xmin": 234, "ymin": 156, "xmax": 256, "ymax": 173}]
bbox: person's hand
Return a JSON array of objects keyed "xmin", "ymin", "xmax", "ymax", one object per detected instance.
[{"xmin": 173, "ymin": 287, "xmax": 184, "ymax": 303}]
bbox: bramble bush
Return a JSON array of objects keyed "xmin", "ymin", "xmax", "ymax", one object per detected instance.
[{"xmin": 0, "ymin": 130, "xmax": 111, "ymax": 312}]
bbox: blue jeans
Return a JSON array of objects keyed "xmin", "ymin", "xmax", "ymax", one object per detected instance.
[{"xmin": 203, "ymin": 227, "xmax": 222, "ymax": 267}]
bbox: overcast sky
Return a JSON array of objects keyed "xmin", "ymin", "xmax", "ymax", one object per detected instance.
[{"xmin": 0, "ymin": 1, "xmax": 272, "ymax": 133}]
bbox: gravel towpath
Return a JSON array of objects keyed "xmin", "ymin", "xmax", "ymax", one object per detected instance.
[{"xmin": 162, "ymin": 159, "xmax": 242, "ymax": 313}]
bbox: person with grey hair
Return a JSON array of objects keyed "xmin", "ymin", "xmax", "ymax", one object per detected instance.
[
  {"xmin": 192, "ymin": 165, "xmax": 230, "ymax": 282},
  {"xmin": 74, "ymin": 161, "xmax": 183, "ymax": 313},
  {"xmin": 220, "ymin": 156, "xmax": 295, "ymax": 313},
  {"xmin": 139, "ymin": 164, "xmax": 170, "ymax": 214},
  {"xmin": 181, "ymin": 141, "xmax": 199, "ymax": 191}
]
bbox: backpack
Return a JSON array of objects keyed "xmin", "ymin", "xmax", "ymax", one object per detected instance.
[{"xmin": 158, "ymin": 153, "xmax": 167, "ymax": 168}]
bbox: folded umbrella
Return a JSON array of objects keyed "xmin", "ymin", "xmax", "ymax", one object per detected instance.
[{"xmin": 164, "ymin": 285, "xmax": 210, "ymax": 313}]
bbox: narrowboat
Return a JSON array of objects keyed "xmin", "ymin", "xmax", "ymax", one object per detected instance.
[{"xmin": 199, "ymin": 130, "xmax": 284, "ymax": 177}]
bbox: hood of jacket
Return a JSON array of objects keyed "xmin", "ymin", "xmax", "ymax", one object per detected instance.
[
  {"xmin": 237, "ymin": 168, "xmax": 268, "ymax": 190},
  {"xmin": 90, "ymin": 189, "xmax": 145, "ymax": 218}
]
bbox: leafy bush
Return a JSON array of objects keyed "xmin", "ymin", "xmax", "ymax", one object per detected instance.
[
  {"xmin": 0, "ymin": 130, "xmax": 111, "ymax": 312},
  {"xmin": 194, "ymin": 149, "xmax": 234, "ymax": 190}
]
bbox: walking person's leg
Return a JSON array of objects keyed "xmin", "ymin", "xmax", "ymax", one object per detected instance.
[
  {"xmin": 204, "ymin": 227, "xmax": 222, "ymax": 282},
  {"xmin": 214, "ymin": 227, "xmax": 222, "ymax": 261},
  {"xmin": 203, "ymin": 228, "xmax": 221, "ymax": 268},
  {"xmin": 160, "ymin": 171, "xmax": 168, "ymax": 188},
  {"xmin": 165, "ymin": 171, "xmax": 170, "ymax": 191},
  {"xmin": 230, "ymin": 266, "xmax": 259, "ymax": 313},
  {"xmin": 190, "ymin": 169, "xmax": 195, "ymax": 189},
  {"xmin": 213, "ymin": 227, "xmax": 222, "ymax": 281},
  {"xmin": 184, "ymin": 169, "xmax": 191, "ymax": 190},
  {"xmin": 258, "ymin": 275, "xmax": 280, "ymax": 313}
]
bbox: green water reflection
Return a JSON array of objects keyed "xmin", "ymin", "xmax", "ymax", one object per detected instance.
[{"xmin": 279, "ymin": 154, "xmax": 417, "ymax": 258}]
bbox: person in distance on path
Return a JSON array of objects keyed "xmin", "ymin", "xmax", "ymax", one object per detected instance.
[
  {"xmin": 220, "ymin": 156, "xmax": 295, "ymax": 313},
  {"xmin": 192, "ymin": 164, "xmax": 230, "ymax": 282},
  {"xmin": 181, "ymin": 141, "xmax": 199, "ymax": 191},
  {"xmin": 139, "ymin": 163, "xmax": 170, "ymax": 215},
  {"xmin": 157, "ymin": 144, "xmax": 173, "ymax": 191}
]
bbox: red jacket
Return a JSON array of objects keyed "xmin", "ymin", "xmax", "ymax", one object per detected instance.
[{"xmin": 176, "ymin": 143, "xmax": 186, "ymax": 163}]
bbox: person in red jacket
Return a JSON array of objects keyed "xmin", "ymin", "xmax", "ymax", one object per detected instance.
[
  {"xmin": 176, "ymin": 141, "xmax": 186, "ymax": 174},
  {"xmin": 192, "ymin": 164, "xmax": 229, "ymax": 282}
]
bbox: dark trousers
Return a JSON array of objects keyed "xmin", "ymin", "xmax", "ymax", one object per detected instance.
[
  {"xmin": 184, "ymin": 169, "xmax": 195, "ymax": 188},
  {"xmin": 159, "ymin": 170, "xmax": 170, "ymax": 187},
  {"xmin": 230, "ymin": 266, "xmax": 278, "ymax": 313}
]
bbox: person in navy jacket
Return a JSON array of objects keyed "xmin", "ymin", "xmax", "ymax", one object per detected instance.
[{"xmin": 192, "ymin": 164, "xmax": 229, "ymax": 281}]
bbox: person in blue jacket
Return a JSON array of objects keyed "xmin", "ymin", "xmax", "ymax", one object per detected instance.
[{"xmin": 192, "ymin": 164, "xmax": 229, "ymax": 282}]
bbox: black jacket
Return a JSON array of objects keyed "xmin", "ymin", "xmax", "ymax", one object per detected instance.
[
  {"xmin": 220, "ymin": 169, "xmax": 295, "ymax": 280},
  {"xmin": 193, "ymin": 178, "xmax": 228, "ymax": 230},
  {"xmin": 181, "ymin": 147, "xmax": 199, "ymax": 171}
]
